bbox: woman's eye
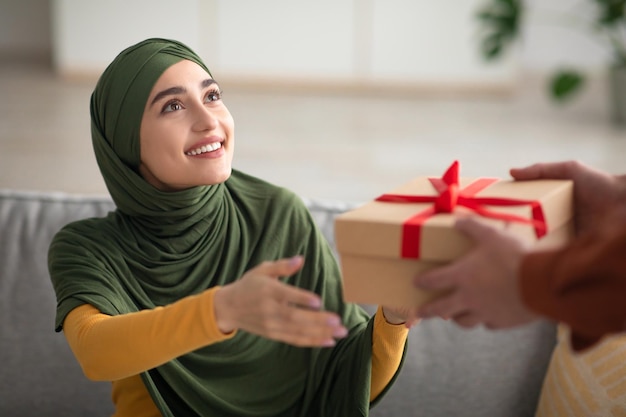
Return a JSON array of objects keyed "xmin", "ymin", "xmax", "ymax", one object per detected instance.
[
  {"xmin": 205, "ymin": 90, "xmax": 222, "ymax": 103},
  {"xmin": 162, "ymin": 101, "xmax": 183, "ymax": 113}
]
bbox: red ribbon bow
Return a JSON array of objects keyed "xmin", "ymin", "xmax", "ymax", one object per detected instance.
[{"xmin": 375, "ymin": 161, "xmax": 547, "ymax": 259}]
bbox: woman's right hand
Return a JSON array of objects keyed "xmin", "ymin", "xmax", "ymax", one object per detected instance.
[
  {"xmin": 511, "ymin": 160, "xmax": 626, "ymax": 235},
  {"xmin": 213, "ymin": 255, "xmax": 348, "ymax": 347}
]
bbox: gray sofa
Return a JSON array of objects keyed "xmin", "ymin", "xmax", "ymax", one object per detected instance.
[{"xmin": 0, "ymin": 189, "xmax": 556, "ymax": 416}]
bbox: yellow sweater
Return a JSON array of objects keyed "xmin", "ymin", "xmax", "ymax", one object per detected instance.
[
  {"xmin": 536, "ymin": 325, "xmax": 626, "ymax": 417},
  {"xmin": 64, "ymin": 287, "xmax": 408, "ymax": 417}
]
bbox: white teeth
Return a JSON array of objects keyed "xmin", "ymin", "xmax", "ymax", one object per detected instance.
[{"xmin": 186, "ymin": 142, "xmax": 222, "ymax": 156}]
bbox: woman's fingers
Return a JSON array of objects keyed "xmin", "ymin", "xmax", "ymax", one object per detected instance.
[
  {"xmin": 237, "ymin": 293, "xmax": 347, "ymax": 347},
  {"xmin": 255, "ymin": 256, "xmax": 323, "ymax": 309},
  {"xmin": 249, "ymin": 303, "xmax": 347, "ymax": 347},
  {"xmin": 255, "ymin": 255, "xmax": 305, "ymax": 277},
  {"xmin": 217, "ymin": 256, "xmax": 349, "ymax": 347}
]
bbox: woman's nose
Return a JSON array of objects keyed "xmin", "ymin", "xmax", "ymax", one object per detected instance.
[{"xmin": 192, "ymin": 104, "xmax": 218, "ymax": 131}]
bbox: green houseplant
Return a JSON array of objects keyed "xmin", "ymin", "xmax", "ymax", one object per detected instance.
[{"xmin": 476, "ymin": 0, "xmax": 626, "ymax": 125}]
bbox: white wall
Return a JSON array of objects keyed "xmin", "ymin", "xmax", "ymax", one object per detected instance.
[
  {"xmin": 369, "ymin": 0, "xmax": 515, "ymax": 83},
  {"xmin": 2, "ymin": 0, "xmax": 611, "ymax": 82},
  {"xmin": 50, "ymin": 0, "xmax": 518, "ymax": 88},
  {"xmin": 211, "ymin": 0, "xmax": 356, "ymax": 78},
  {"xmin": 521, "ymin": 0, "xmax": 609, "ymax": 73},
  {"xmin": 51, "ymin": 0, "xmax": 201, "ymax": 73},
  {"xmin": 0, "ymin": 0, "xmax": 51, "ymax": 61}
]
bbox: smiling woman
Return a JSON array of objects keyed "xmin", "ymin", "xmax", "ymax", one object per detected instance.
[{"xmin": 47, "ymin": 38, "xmax": 412, "ymax": 417}]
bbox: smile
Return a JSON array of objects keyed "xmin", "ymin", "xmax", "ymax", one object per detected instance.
[{"xmin": 185, "ymin": 142, "xmax": 222, "ymax": 156}]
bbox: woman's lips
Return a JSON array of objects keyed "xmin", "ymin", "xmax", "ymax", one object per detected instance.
[{"xmin": 185, "ymin": 141, "xmax": 223, "ymax": 156}]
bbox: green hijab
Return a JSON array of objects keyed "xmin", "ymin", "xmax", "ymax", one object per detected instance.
[{"xmin": 48, "ymin": 38, "xmax": 398, "ymax": 416}]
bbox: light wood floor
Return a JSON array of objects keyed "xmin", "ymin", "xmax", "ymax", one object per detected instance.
[{"xmin": 1, "ymin": 63, "xmax": 625, "ymax": 204}]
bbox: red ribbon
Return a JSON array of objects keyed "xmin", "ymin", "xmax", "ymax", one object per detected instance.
[{"xmin": 375, "ymin": 161, "xmax": 547, "ymax": 259}]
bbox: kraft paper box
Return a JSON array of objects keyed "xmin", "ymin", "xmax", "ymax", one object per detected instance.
[{"xmin": 334, "ymin": 163, "xmax": 574, "ymax": 308}]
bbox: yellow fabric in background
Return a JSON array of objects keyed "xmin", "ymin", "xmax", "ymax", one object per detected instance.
[{"xmin": 536, "ymin": 325, "xmax": 626, "ymax": 417}]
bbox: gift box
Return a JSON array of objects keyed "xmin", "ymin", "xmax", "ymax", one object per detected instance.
[{"xmin": 334, "ymin": 161, "xmax": 574, "ymax": 308}]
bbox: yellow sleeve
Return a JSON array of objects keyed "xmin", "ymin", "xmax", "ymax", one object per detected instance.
[
  {"xmin": 63, "ymin": 286, "xmax": 236, "ymax": 381},
  {"xmin": 370, "ymin": 306, "xmax": 409, "ymax": 402}
]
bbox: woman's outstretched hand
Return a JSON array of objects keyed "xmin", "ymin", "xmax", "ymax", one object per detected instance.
[{"xmin": 213, "ymin": 256, "xmax": 348, "ymax": 347}]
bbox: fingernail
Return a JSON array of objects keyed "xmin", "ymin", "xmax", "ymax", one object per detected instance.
[
  {"xmin": 333, "ymin": 327, "xmax": 348, "ymax": 338},
  {"xmin": 289, "ymin": 255, "xmax": 303, "ymax": 266},
  {"xmin": 308, "ymin": 297, "xmax": 321, "ymax": 309},
  {"xmin": 322, "ymin": 339, "xmax": 336, "ymax": 347},
  {"xmin": 327, "ymin": 316, "xmax": 340, "ymax": 326}
]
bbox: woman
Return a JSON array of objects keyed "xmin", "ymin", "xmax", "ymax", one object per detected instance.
[{"xmin": 48, "ymin": 38, "xmax": 411, "ymax": 417}]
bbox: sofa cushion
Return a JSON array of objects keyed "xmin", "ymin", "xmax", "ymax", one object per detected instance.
[
  {"xmin": 0, "ymin": 190, "xmax": 116, "ymax": 416},
  {"xmin": 370, "ymin": 317, "xmax": 555, "ymax": 417}
]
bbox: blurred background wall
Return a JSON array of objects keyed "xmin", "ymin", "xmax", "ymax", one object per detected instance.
[
  {"xmin": 0, "ymin": 0, "xmax": 622, "ymax": 201},
  {"xmin": 0, "ymin": 0, "xmax": 52, "ymax": 65},
  {"xmin": 0, "ymin": 0, "xmax": 610, "ymax": 92}
]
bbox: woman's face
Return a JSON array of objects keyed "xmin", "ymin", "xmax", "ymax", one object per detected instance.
[{"xmin": 139, "ymin": 59, "xmax": 235, "ymax": 191}]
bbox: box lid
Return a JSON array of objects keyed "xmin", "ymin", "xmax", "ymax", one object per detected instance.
[{"xmin": 334, "ymin": 176, "xmax": 573, "ymax": 262}]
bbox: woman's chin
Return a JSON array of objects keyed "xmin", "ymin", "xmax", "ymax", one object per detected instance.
[{"xmin": 199, "ymin": 169, "xmax": 233, "ymax": 186}]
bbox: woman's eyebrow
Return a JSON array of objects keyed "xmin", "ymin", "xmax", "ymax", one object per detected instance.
[
  {"xmin": 150, "ymin": 86, "xmax": 185, "ymax": 107},
  {"xmin": 202, "ymin": 79, "xmax": 216, "ymax": 89},
  {"xmin": 150, "ymin": 79, "xmax": 216, "ymax": 108}
]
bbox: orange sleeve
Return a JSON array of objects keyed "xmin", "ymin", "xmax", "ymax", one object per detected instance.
[
  {"xmin": 370, "ymin": 306, "xmax": 409, "ymax": 402},
  {"xmin": 520, "ymin": 224, "xmax": 626, "ymax": 351},
  {"xmin": 63, "ymin": 287, "xmax": 236, "ymax": 381}
]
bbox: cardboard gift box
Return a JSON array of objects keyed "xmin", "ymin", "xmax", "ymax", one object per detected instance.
[{"xmin": 334, "ymin": 161, "xmax": 574, "ymax": 308}]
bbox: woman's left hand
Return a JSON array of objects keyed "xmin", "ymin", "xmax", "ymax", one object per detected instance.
[{"xmin": 381, "ymin": 306, "xmax": 420, "ymax": 328}]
